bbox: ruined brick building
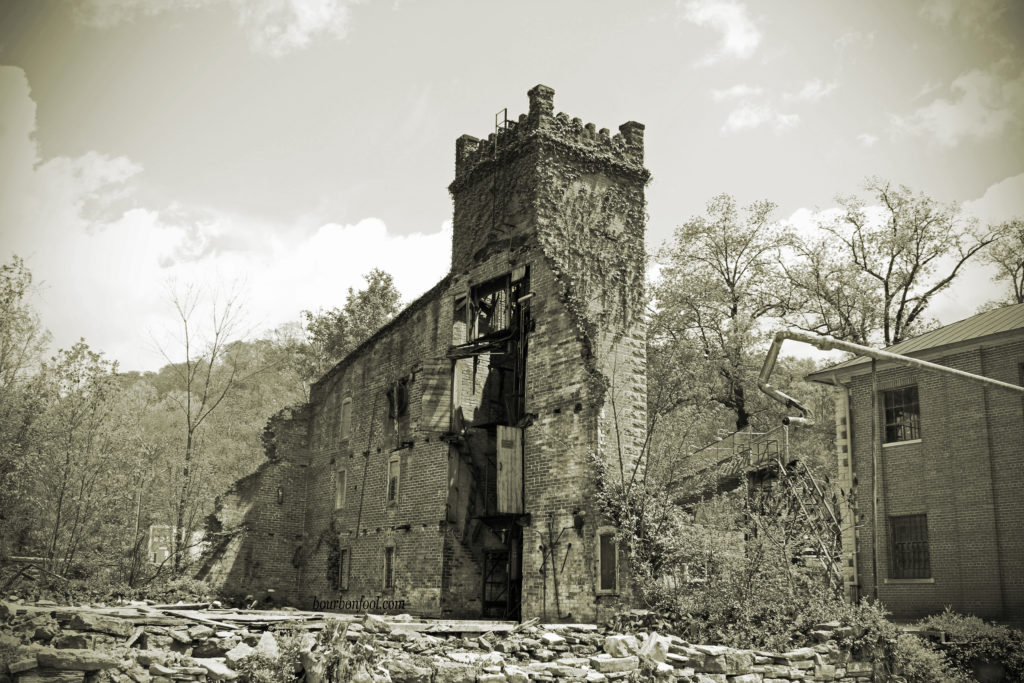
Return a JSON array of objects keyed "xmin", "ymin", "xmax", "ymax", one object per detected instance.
[{"xmin": 198, "ymin": 85, "xmax": 649, "ymax": 622}]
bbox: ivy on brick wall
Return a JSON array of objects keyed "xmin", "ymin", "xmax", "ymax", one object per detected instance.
[
  {"xmin": 535, "ymin": 155, "xmax": 647, "ymax": 401},
  {"xmin": 537, "ymin": 162, "xmax": 646, "ymax": 333}
]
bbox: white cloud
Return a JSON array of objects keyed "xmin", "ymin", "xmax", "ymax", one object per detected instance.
[
  {"xmin": 856, "ymin": 133, "xmax": 878, "ymax": 147},
  {"xmin": 682, "ymin": 0, "xmax": 762, "ymax": 66},
  {"xmin": 711, "ymin": 84, "xmax": 763, "ymax": 101},
  {"xmin": 722, "ymin": 104, "xmax": 799, "ymax": 133},
  {"xmin": 890, "ymin": 67, "xmax": 1024, "ymax": 147},
  {"xmin": 834, "ymin": 29, "xmax": 875, "ymax": 52},
  {"xmin": 0, "ymin": 66, "xmax": 450, "ymax": 372},
  {"xmin": 918, "ymin": 0, "xmax": 1006, "ymax": 30},
  {"xmin": 235, "ymin": 0, "xmax": 351, "ymax": 57},
  {"xmin": 784, "ymin": 78, "xmax": 837, "ymax": 102},
  {"xmin": 76, "ymin": 0, "xmax": 354, "ymax": 56}
]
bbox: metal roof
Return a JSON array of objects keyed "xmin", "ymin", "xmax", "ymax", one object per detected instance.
[{"xmin": 806, "ymin": 302, "xmax": 1024, "ymax": 378}]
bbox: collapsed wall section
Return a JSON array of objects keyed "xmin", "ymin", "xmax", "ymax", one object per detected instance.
[{"xmin": 196, "ymin": 405, "xmax": 311, "ymax": 604}]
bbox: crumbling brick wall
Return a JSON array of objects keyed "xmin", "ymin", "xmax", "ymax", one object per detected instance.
[
  {"xmin": 199, "ymin": 85, "xmax": 649, "ymax": 622},
  {"xmin": 196, "ymin": 405, "xmax": 311, "ymax": 603}
]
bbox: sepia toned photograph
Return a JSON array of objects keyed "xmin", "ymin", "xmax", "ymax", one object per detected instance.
[{"xmin": 1, "ymin": 1, "xmax": 1022, "ymax": 681}]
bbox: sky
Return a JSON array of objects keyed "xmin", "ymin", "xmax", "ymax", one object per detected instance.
[{"xmin": 1, "ymin": 0, "xmax": 1023, "ymax": 372}]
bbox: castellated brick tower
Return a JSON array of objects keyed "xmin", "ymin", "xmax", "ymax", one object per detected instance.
[
  {"xmin": 197, "ymin": 85, "xmax": 648, "ymax": 623},
  {"xmin": 446, "ymin": 85, "xmax": 649, "ymax": 621}
]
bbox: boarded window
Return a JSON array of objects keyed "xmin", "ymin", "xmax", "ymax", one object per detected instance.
[
  {"xmin": 340, "ymin": 398, "xmax": 352, "ymax": 441},
  {"xmin": 338, "ymin": 547, "xmax": 349, "ymax": 591},
  {"xmin": 386, "ymin": 456, "xmax": 400, "ymax": 505},
  {"xmin": 334, "ymin": 470, "xmax": 347, "ymax": 510},
  {"xmin": 384, "ymin": 547, "xmax": 395, "ymax": 589},
  {"xmin": 883, "ymin": 386, "xmax": 920, "ymax": 443},
  {"xmin": 889, "ymin": 514, "xmax": 930, "ymax": 579},
  {"xmin": 597, "ymin": 528, "xmax": 617, "ymax": 593},
  {"xmin": 496, "ymin": 426, "xmax": 523, "ymax": 514}
]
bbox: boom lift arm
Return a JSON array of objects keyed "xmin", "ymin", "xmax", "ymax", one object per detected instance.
[{"xmin": 758, "ymin": 329, "xmax": 1024, "ymax": 426}]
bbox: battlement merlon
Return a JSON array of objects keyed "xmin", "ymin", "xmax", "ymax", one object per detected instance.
[{"xmin": 451, "ymin": 84, "xmax": 647, "ymax": 186}]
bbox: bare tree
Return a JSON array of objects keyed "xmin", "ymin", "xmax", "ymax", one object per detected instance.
[
  {"xmin": 159, "ymin": 284, "xmax": 244, "ymax": 572},
  {"xmin": 981, "ymin": 217, "xmax": 1024, "ymax": 307},
  {"xmin": 787, "ymin": 178, "xmax": 996, "ymax": 345}
]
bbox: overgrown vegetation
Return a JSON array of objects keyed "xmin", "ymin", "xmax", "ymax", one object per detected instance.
[
  {"xmin": 0, "ymin": 256, "xmax": 397, "ymax": 591},
  {"xmin": 918, "ymin": 608, "xmax": 1024, "ymax": 682},
  {"xmin": 234, "ymin": 624, "xmax": 310, "ymax": 683},
  {"xmin": 890, "ymin": 633, "xmax": 973, "ymax": 683}
]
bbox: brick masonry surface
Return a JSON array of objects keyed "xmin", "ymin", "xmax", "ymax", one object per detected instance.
[
  {"xmin": 842, "ymin": 339, "xmax": 1024, "ymax": 621},
  {"xmin": 198, "ymin": 85, "xmax": 649, "ymax": 623}
]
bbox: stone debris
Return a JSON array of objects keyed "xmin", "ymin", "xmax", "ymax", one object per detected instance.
[{"xmin": 0, "ymin": 598, "xmax": 888, "ymax": 682}]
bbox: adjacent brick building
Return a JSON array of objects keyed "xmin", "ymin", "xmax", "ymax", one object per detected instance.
[
  {"xmin": 198, "ymin": 85, "xmax": 649, "ymax": 622},
  {"xmin": 807, "ymin": 304, "xmax": 1024, "ymax": 622}
]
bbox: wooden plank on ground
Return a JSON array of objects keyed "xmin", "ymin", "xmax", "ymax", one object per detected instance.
[{"xmin": 161, "ymin": 610, "xmax": 241, "ymax": 631}]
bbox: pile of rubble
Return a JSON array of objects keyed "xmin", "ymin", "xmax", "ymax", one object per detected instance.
[{"xmin": 0, "ymin": 598, "xmax": 882, "ymax": 682}]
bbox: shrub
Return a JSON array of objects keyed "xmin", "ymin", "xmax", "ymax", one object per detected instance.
[
  {"xmin": 890, "ymin": 633, "xmax": 972, "ymax": 683},
  {"xmin": 918, "ymin": 608, "xmax": 1024, "ymax": 681},
  {"xmin": 600, "ymin": 479, "xmax": 850, "ymax": 650},
  {"xmin": 235, "ymin": 624, "xmax": 307, "ymax": 683}
]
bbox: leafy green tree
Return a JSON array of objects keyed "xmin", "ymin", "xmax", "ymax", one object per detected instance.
[
  {"xmin": 296, "ymin": 269, "xmax": 401, "ymax": 383},
  {"xmin": 32, "ymin": 341, "xmax": 119, "ymax": 576},
  {"xmin": 0, "ymin": 256, "xmax": 50, "ymax": 559},
  {"xmin": 653, "ymin": 194, "xmax": 793, "ymax": 431},
  {"xmin": 786, "ymin": 178, "xmax": 996, "ymax": 345}
]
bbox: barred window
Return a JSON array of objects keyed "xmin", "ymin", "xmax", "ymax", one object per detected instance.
[
  {"xmin": 883, "ymin": 386, "xmax": 920, "ymax": 443},
  {"xmin": 889, "ymin": 514, "xmax": 930, "ymax": 579}
]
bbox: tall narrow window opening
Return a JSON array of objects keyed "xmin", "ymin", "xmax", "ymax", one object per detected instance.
[
  {"xmin": 338, "ymin": 547, "xmax": 349, "ymax": 591},
  {"xmin": 596, "ymin": 526, "xmax": 618, "ymax": 593},
  {"xmin": 334, "ymin": 470, "xmax": 347, "ymax": 510},
  {"xmin": 386, "ymin": 455, "xmax": 400, "ymax": 506},
  {"xmin": 340, "ymin": 397, "xmax": 352, "ymax": 441},
  {"xmin": 383, "ymin": 546, "xmax": 395, "ymax": 590}
]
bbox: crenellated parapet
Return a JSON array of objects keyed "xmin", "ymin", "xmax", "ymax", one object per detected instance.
[{"xmin": 449, "ymin": 84, "xmax": 648, "ymax": 193}]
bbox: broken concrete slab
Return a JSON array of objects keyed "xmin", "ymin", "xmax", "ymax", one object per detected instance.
[
  {"xmin": 68, "ymin": 613, "xmax": 134, "ymax": 638},
  {"xmin": 589, "ymin": 655, "xmax": 638, "ymax": 673},
  {"xmin": 36, "ymin": 648, "xmax": 119, "ymax": 671},
  {"xmin": 192, "ymin": 658, "xmax": 238, "ymax": 681},
  {"xmin": 602, "ymin": 634, "xmax": 639, "ymax": 658}
]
